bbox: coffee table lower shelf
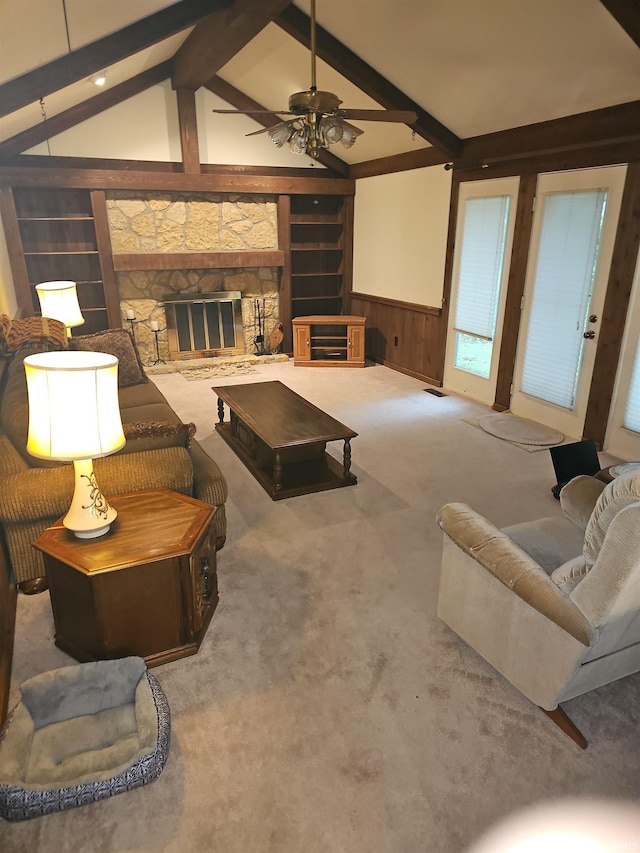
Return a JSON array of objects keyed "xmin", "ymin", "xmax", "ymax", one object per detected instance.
[{"xmin": 215, "ymin": 421, "xmax": 357, "ymax": 500}]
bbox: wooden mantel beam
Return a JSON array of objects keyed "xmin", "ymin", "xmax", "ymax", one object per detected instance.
[
  {"xmin": 172, "ymin": 0, "xmax": 294, "ymax": 91},
  {"xmin": 0, "ymin": 0, "xmax": 227, "ymax": 121},
  {"xmin": 275, "ymin": 5, "xmax": 462, "ymax": 159}
]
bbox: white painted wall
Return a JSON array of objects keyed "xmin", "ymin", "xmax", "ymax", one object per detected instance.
[
  {"xmin": 352, "ymin": 166, "xmax": 452, "ymax": 307},
  {"xmin": 23, "ymin": 84, "xmax": 325, "ymax": 170},
  {"xmin": 26, "ymin": 81, "xmax": 182, "ymax": 161}
]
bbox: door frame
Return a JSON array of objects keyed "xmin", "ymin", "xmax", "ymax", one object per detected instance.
[
  {"xmin": 605, "ymin": 245, "xmax": 640, "ymax": 459},
  {"xmin": 509, "ymin": 164, "xmax": 627, "ymax": 438},
  {"xmin": 443, "ymin": 176, "xmax": 520, "ymax": 405}
]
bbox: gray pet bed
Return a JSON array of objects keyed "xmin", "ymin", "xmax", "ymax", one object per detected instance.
[{"xmin": 0, "ymin": 656, "xmax": 170, "ymax": 822}]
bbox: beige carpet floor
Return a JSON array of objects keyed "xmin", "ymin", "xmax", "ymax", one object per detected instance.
[{"xmin": 4, "ymin": 361, "xmax": 639, "ymax": 852}]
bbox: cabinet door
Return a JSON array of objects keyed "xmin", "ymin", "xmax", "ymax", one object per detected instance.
[
  {"xmin": 348, "ymin": 325, "xmax": 365, "ymax": 363},
  {"xmin": 294, "ymin": 324, "xmax": 311, "ymax": 361},
  {"xmin": 189, "ymin": 523, "xmax": 218, "ymax": 636}
]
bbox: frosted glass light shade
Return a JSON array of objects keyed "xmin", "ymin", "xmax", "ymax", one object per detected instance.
[
  {"xmin": 24, "ymin": 351, "xmax": 126, "ymax": 538},
  {"xmin": 35, "ymin": 281, "xmax": 84, "ymax": 332}
]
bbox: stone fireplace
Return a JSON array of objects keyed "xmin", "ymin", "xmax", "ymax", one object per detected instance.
[{"xmin": 106, "ymin": 191, "xmax": 281, "ymax": 365}]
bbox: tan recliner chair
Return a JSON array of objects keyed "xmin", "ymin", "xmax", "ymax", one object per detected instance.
[{"xmin": 436, "ymin": 469, "xmax": 640, "ymax": 747}]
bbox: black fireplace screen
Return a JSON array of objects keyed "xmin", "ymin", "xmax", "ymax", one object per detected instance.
[{"xmin": 164, "ymin": 292, "xmax": 245, "ymax": 359}]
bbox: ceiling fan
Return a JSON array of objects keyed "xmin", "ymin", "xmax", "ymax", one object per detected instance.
[{"xmin": 211, "ymin": 0, "xmax": 417, "ymax": 159}]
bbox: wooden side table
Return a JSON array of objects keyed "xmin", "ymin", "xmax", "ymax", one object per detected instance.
[{"xmin": 34, "ymin": 489, "xmax": 218, "ymax": 668}]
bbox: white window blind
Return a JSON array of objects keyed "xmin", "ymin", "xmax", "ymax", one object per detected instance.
[
  {"xmin": 624, "ymin": 341, "xmax": 640, "ymax": 433},
  {"xmin": 454, "ymin": 196, "xmax": 509, "ymax": 340},
  {"xmin": 520, "ymin": 190, "xmax": 607, "ymax": 408}
]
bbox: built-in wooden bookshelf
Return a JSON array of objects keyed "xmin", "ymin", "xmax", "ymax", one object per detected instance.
[
  {"xmin": 289, "ymin": 195, "xmax": 346, "ymax": 319},
  {"xmin": 12, "ymin": 188, "xmax": 116, "ymax": 334}
]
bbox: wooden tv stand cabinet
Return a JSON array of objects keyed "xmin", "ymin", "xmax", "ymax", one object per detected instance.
[{"xmin": 293, "ymin": 315, "xmax": 366, "ymax": 367}]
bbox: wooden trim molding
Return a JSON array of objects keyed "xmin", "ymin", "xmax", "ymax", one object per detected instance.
[
  {"xmin": 276, "ymin": 195, "xmax": 292, "ymax": 354},
  {"xmin": 0, "ymin": 165, "xmax": 355, "ymax": 196},
  {"xmin": 350, "ymin": 291, "xmax": 441, "ymax": 316},
  {"xmin": 112, "ymin": 251, "xmax": 285, "ymax": 271}
]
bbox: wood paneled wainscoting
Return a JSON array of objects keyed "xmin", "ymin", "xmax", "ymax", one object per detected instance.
[{"xmin": 350, "ymin": 292, "xmax": 445, "ymax": 385}]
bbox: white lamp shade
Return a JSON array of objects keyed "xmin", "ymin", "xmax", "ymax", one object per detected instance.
[
  {"xmin": 35, "ymin": 281, "xmax": 85, "ymax": 329},
  {"xmin": 24, "ymin": 351, "xmax": 125, "ymax": 461}
]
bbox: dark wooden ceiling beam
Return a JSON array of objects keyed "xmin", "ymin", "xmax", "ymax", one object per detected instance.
[
  {"xmin": 0, "ymin": 0, "xmax": 228, "ymax": 121},
  {"xmin": 600, "ymin": 0, "xmax": 640, "ymax": 48},
  {"xmin": 0, "ymin": 63, "xmax": 172, "ymax": 166},
  {"xmin": 275, "ymin": 5, "xmax": 462, "ymax": 159},
  {"xmin": 172, "ymin": 0, "xmax": 294, "ymax": 90},
  {"xmin": 205, "ymin": 76, "xmax": 350, "ymax": 176},
  {"xmin": 459, "ymin": 100, "xmax": 640, "ymax": 167},
  {"xmin": 350, "ymin": 147, "xmax": 450, "ymax": 179}
]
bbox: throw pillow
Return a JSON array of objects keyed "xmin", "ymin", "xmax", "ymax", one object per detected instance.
[
  {"xmin": 70, "ymin": 329, "xmax": 147, "ymax": 387},
  {"xmin": 121, "ymin": 421, "xmax": 196, "ymax": 455},
  {"xmin": 0, "ymin": 315, "xmax": 68, "ymax": 354},
  {"xmin": 583, "ymin": 469, "xmax": 640, "ymax": 566}
]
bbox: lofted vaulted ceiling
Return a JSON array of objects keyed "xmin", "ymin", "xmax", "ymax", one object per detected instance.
[{"xmin": 0, "ymin": 0, "xmax": 638, "ymax": 173}]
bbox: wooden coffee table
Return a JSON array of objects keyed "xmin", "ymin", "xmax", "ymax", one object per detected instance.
[{"xmin": 212, "ymin": 380, "xmax": 357, "ymax": 500}]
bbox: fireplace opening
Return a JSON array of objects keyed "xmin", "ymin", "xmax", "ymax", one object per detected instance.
[{"xmin": 164, "ymin": 292, "xmax": 245, "ymax": 360}]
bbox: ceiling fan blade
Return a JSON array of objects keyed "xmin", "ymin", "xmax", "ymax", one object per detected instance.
[
  {"xmin": 211, "ymin": 109, "xmax": 295, "ymax": 115},
  {"xmin": 245, "ymin": 126, "xmax": 274, "ymax": 137},
  {"xmin": 337, "ymin": 109, "xmax": 417, "ymax": 124}
]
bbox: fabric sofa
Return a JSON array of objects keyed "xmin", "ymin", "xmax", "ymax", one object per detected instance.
[{"xmin": 0, "ymin": 321, "xmax": 227, "ymax": 588}]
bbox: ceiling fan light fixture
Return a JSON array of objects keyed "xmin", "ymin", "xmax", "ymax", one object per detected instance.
[
  {"xmin": 268, "ymin": 122, "xmax": 294, "ymax": 148},
  {"xmin": 288, "ymin": 126, "xmax": 308, "ymax": 155},
  {"xmin": 320, "ymin": 116, "xmax": 345, "ymax": 145},
  {"xmin": 339, "ymin": 120, "xmax": 364, "ymax": 149}
]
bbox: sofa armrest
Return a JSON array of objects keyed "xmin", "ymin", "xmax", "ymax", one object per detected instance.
[
  {"xmin": 189, "ymin": 439, "xmax": 227, "ymax": 507},
  {"xmin": 0, "ymin": 447, "xmax": 194, "ymax": 525},
  {"xmin": 437, "ymin": 502, "xmax": 594, "ymax": 646},
  {"xmin": 559, "ymin": 475, "xmax": 606, "ymax": 530}
]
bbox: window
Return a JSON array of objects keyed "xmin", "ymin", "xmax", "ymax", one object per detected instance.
[{"xmin": 452, "ymin": 196, "xmax": 510, "ymax": 378}]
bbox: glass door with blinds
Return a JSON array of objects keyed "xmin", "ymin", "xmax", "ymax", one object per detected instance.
[
  {"xmin": 510, "ymin": 165, "xmax": 627, "ymax": 438},
  {"xmin": 605, "ymin": 247, "xmax": 640, "ymax": 460},
  {"xmin": 444, "ymin": 177, "xmax": 520, "ymax": 404}
]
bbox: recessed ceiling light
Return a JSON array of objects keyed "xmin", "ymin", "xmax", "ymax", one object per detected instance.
[{"xmin": 91, "ymin": 73, "xmax": 107, "ymax": 87}]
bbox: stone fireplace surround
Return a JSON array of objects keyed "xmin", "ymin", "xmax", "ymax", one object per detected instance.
[{"xmin": 106, "ymin": 191, "xmax": 281, "ymax": 366}]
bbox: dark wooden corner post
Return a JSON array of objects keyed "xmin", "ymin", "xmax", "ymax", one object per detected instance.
[
  {"xmin": 176, "ymin": 87, "xmax": 201, "ymax": 175},
  {"xmin": 583, "ymin": 162, "xmax": 640, "ymax": 446},
  {"xmin": 493, "ymin": 173, "xmax": 537, "ymax": 411}
]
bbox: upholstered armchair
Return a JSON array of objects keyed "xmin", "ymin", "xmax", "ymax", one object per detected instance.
[{"xmin": 436, "ymin": 470, "xmax": 640, "ymax": 747}]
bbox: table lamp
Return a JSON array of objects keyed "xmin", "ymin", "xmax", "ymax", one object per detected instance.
[
  {"xmin": 35, "ymin": 281, "xmax": 85, "ymax": 336},
  {"xmin": 24, "ymin": 350, "xmax": 126, "ymax": 538}
]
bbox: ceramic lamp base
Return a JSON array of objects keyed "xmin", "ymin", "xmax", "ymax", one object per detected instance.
[{"xmin": 63, "ymin": 458, "xmax": 117, "ymax": 539}]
